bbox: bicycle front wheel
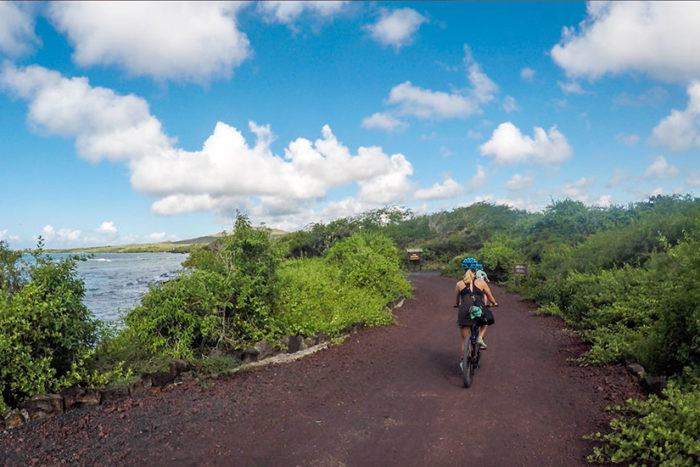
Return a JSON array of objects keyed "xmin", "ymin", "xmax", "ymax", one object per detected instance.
[{"xmin": 462, "ymin": 338, "xmax": 474, "ymax": 388}]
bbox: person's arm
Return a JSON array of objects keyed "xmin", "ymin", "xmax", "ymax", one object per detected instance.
[
  {"xmin": 482, "ymin": 282, "xmax": 497, "ymax": 306},
  {"xmin": 455, "ymin": 281, "xmax": 462, "ymax": 307}
]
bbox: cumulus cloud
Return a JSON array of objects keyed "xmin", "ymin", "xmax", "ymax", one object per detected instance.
[
  {"xmin": 258, "ymin": 1, "xmax": 346, "ymax": 25},
  {"xmin": 479, "ymin": 122, "xmax": 573, "ymax": 166},
  {"xmin": 643, "ymin": 155, "xmax": 680, "ymax": 179},
  {"xmin": 560, "ymin": 177, "xmax": 594, "ymax": 202},
  {"xmin": 361, "ymin": 112, "xmax": 407, "ymax": 132},
  {"xmin": 552, "ymin": 2, "xmax": 700, "ymax": 82},
  {"xmin": 36, "ymin": 225, "xmax": 81, "ymax": 244},
  {"xmin": 467, "ymin": 165, "xmax": 488, "ymax": 191},
  {"xmin": 97, "ymin": 221, "xmax": 117, "ymax": 234},
  {"xmin": 502, "ymin": 95, "xmax": 519, "ymax": 113},
  {"xmin": 48, "ymin": 2, "xmax": 251, "ymax": 83},
  {"xmin": 557, "ymin": 81, "xmax": 585, "ymax": 95},
  {"xmin": 0, "ymin": 229, "xmax": 20, "ymax": 243},
  {"xmin": 613, "ymin": 87, "xmax": 668, "ymax": 108},
  {"xmin": 1, "ymin": 64, "xmax": 415, "ymax": 221},
  {"xmin": 366, "ymin": 7, "xmax": 427, "ymax": 50},
  {"xmin": 687, "ymin": 173, "xmax": 700, "ymax": 188},
  {"xmin": 652, "ymin": 81, "xmax": 700, "ymax": 151},
  {"xmin": 520, "ymin": 67, "xmax": 535, "ymax": 81},
  {"xmin": 615, "ymin": 133, "xmax": 640, "ymax": 146},
  {"xmin": 467, "ymin": 130, "xmax": 483, "ymax": 140},
  {"xmin": 386, "ymin": 81, "xmax": 481, "ymax": 119},
  {"xmin": 0, "ymin": 2, "xmax": 39, "ymax": 56},
  {"xmin": 0, "ymin": 63, "xmax": 174, "ymax": 163},
  {"xmin": 607, "ymin": 168, "xmax": 627, "ymax": 188},
  {"xmin": 414, "ymin": 178, "xmax": 465, "ymax": 201},
  {"xmin": 377, "ymin": 45, "xmax": 497, "ymax": 121},
  {"xmin": 505, "ymin": 172, "xmax": 535, "ymax": 191},
  {"xmin": 596, "ymin": 195, "xmax": 613, "ymax": 208}
]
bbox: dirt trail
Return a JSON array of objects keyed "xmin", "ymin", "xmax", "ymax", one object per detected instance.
[{"xmin": 1, "ymin": 272, "xmax": 640, "ymax": 466}]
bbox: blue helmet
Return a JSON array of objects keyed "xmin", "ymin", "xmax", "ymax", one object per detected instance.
[
  {"xmin": 474, "ymin": 263, "xmax": 483, "ymax": 271},
  {"xmin": 461, "ymin": 257, "xmax": 477, "ymax": 270}
]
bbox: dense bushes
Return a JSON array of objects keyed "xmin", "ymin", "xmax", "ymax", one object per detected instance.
[
  {"xmin": 588, "ymin": 383, "xmax": 700, "ymax": 465},
  {"xmin": 113, "ymin": 216, "xmax": 411, "ymax": 363},
  {"xmin": 0, "ymin": 245, "xmax": 101, "ymax": 413},
  {"xmin": 278, "ymin": 233, "xmax": 412, "ymax": 336}
]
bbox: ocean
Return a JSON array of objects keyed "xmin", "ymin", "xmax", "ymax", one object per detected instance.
[{"xmin": 40, "ymin": 252, "xmax": 187, "ymax": 322}]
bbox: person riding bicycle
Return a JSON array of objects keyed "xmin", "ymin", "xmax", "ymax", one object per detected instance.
[{"xmin": 455, "ymin": 261, "xmax": 497, "ymax": 358}]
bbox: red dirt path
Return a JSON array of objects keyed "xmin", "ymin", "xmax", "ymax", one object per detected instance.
[{"xmin": 1, "ymin": 272, "xmax": 641, "ymax": 466}]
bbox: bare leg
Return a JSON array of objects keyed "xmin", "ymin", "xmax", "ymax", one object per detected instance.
[
  {"xmin": 478, "ymin": 325, "xmax": 488, "ymax": 340},
  {"xmin": 460, "ymin": 327, "xmax": 470, "ymax": 358}
]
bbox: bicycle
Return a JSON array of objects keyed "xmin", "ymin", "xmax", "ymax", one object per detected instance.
[
  {"xmin": 458, "ymin": 303, "xmax": 497, "ymax": 388},
  {"xmin": 461, "ymin": 320, "xmax": 482, "ymax": 388}
]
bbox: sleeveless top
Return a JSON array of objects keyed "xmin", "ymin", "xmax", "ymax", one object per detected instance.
[{"xmin": 459, "ymin": 280, "xmax": 486, "ymax": 312}]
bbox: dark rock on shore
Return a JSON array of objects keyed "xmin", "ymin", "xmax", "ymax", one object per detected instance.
[
  {"xmin": 61, "ymin": 386, "xmax": 102, "ymax": 410},
  {"xmin": 23, "ymin": 394, "xmax": 64, "ymax": 420}
]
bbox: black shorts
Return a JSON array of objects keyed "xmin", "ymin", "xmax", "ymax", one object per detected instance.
[{"xmin": 457, "ymin": 305, "xmax": 495, "ymax": 328}]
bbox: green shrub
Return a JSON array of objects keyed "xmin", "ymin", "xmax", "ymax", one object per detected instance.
[
  {"xmin": 588, "ymin": 383, "xmax": 700, "ymax": 465},
  {"xmin": 0, "ymin": 253, "xmax": 100, "ymax": 413},
  {"xmin": 277, "ymin": 232, "xmax": 412, "ymax": 337}
]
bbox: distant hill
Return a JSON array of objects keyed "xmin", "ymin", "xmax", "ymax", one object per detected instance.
[{"xmin": 47, "ymin": 228, "xmax": 288, "ymax": 254}]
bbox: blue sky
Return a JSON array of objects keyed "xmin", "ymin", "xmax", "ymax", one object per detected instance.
[{"xmin": 1, "ymin": 1, "xmax": 699, "ymax": 249}]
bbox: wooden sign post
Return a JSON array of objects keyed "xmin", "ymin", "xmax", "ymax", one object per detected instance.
[
  {"xmin": 512, "ymin": 263, "xmax": 528, "ymax": 285},
  {"xmin": 406, "ymin": 249, "xmax": 423, "ymax": 271}
]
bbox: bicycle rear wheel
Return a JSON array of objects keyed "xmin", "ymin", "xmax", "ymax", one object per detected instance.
[{"xmin": 462, "ymin": 338, "xmax": 474, "ymax": 387}]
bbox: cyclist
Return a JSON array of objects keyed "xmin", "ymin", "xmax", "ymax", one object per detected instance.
[{"xmin": 455, "ymin": 262, "xmax": 497, "ymax": 359}]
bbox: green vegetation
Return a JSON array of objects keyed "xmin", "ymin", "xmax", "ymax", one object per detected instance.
[
  {"xmin": 0, "ymin": 241, "xmax": 102, "ymax": 414},
  {"xmin": 370, "ymin": 195, "xmax": 700, "ymax": 464},
  {"xmin": 0, "ymin": 213, "xmax": 411, "ymax": 414},
  {"xmin": 2, "ymin": 195, "xmax": 698, "ymax": 463}
]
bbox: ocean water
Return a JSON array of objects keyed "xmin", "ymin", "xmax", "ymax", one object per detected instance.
[{"xmin": 42, "ymin": 253, "xmax": 187, "ymax": 322}]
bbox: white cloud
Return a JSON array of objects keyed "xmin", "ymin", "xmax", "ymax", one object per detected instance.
[
  {"xmin": 1, "ymin": 64, "xmax": 415, "ymax": 220},
  {"xmin": 366, "ymin": 8, "xmax": 427, "ymax": 50},
  {"xmin": 0, "ymin": 63, "xmax": 174, "ymax": 163},
  {"xmin": 552, "ymin": 2, "xmax": 700, "ymax": 82},
  {"xmin": 414, "ymin": 178, "xmax": 465, "ymax": 201},
  {"xmin": 48, "ymin": 2, "xmax": 251, "ymax": 83},
  {"xmin": 0, "ymin": 230, "xmax": 18, "ymax": 243},
  {"xmin": 557, "ymin": 81, "xmax": 585, "ymax": 95},
  {"xmin": 379, "ymin": 45, "xmax": 497, "ymax": 121},
  {"xmin": 687, "ymin": 173, "xmax": 700, "ymax": 188},
  {"xmin": 560, "ymin": 177, "xmax": 594, "ymax": 202},
  {"xmin": 520, "ymin": 67, "xmax": 536, "ymax": 81},
  {"xmin": 148, "ymin": 232, "xmax": 167, "ymax": 242},
  {"xmin": 356, "ymin": 152, "xmax": 414, "ymax": 204},
  {"xmin": 41, "ymin": 225, "xmax": 56, "ymax": 242},
  {"xmin": 479, "ymin": 122, "xmax": 573, "ymax": 166},
  {"xmin": 615, "ymin": 133, "xmax": 640, "ymax": 146},
  {"xmin": 58, "ymin": 228, "xmax": 81, "ymax": 242},
  {"xmin": 643, "ymin": 155, "xmax": 680, "ymax": 179},
  {"xmin": 97, "ymin": 221, "xmax": 117, "ymax": 235},
  {"xmin": 467, "ymin": 165, "xmax": 487, "ymax": 191},
  {"xmin": 613, "ymin": 87, "xmax": 668, "ymax": 108},
  {"xmin": 361, "ymin": 112, "xmax": 407, "ymax": 132},
  {"xmin": 596, "ymin": 195, "xmax": 613, "ymax": 208},
  {"xmin": 502, "ymin": 95, "xmax": 520, "ymax": 113},
  {"xmin": 463, "ymin": 45, "xmax": 498, "ymax": 104},
  {"xmin": 258, "ymin": 1, "xmax": 346, "ymax": 25},
  {"xmin": 440, "ymin": 146, "xmax": 453, "ymax": 158},
  {"xmin": 467, "ymin": 130, "xmax": 483, "ymax": 140},
  {"xmin": 386, "ymin": 81, "xmax": 480, "ymax": 119},
  {"xmin": 505, "ymin": 173, "xmax": 535, "ymax": 191},
  {"xmin": 652, "ymin": 81, "xmax": 700, "ymax": 151},
  {"xmin": 607, "ymin": 168, "xmax": 627, "ymax": 187},
  {"xmin": 0, "ymin": 2, "xmax": 39, "ymax": 56}
]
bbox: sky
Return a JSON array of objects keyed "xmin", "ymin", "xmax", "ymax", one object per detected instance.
[{"xmin": 1, "ymin": 1, "xmax": 699, "ymax": 249}]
